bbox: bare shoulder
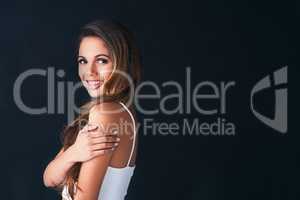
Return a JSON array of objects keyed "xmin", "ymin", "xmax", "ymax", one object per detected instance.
[
  {"xmin": 88, "ymin": 102, "xmax": 135, "ymax": 134},
  {"xmin": 90, "ymin": 102, "xmax": 137, "ymax": 167},
  {"xmin": 89, "ymin": 102, "xmax": 131, "ymax": 121}
]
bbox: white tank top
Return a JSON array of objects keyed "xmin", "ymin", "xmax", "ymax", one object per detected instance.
[{"xmin": 62, "ymin": 102, "xmax": 137, "ymax": 200}]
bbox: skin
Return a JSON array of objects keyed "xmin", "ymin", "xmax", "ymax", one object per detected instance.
[
  {"xmin": 74, "ymin": 103, "xmax": 136, "ymax": 199},
  {"xmin": 43, "ymin": 125, "xmax": 119, "ymax": 187},
  {"xmin": 43, "ymin": 36, "xmax": 137, "ymax": 200},
  {"xmin": 78, "ymin": 36, "xmax": 114, "ymax": 98}
]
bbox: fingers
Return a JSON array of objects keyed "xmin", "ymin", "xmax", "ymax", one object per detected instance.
[
  {"xmin": 87, "ymin": 124, "xmax": 98, "ymax": 131},
  {"xmin": 89, "ymin": 138, "xmax": 118, "ymax": 159},
  {"xmin": 79, "ymin": 124, "xmax": 98, "ymax": 134},
  {"xmin": 92, "ymin": 148, "xmax": 115, "ymax": 157},
  {"xmin": 88, "ymin": 128, "xmax": 119, "ymax": 138},
  {"xmin": 91, "ymin": 142, "xmax": 119, "ymax": 151},
  {"xmin": 96, "ymin": 142, "xmax": 119, "ymax": 150},
  {"xmin": 79, "ymin": 124, "xmax": 119, "ymax": 140},
  {"xmin": 91, "ymin": 136, "xmax": 120, "ymax": 145}
]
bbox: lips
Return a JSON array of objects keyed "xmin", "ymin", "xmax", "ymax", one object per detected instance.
[{"xmin": 85, "ymin": 80, "xmax": 103, "ymax": 90}]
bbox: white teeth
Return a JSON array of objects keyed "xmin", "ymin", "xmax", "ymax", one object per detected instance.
[
  {"xmin": 87, "ymin": 80, "xmax": 100, "ymax": 84},
  {"xmin": 85, "ymin": 80, "xmax": 102, "ymax": 90}
]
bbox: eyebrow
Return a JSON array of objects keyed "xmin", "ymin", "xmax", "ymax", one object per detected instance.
[{"xmin": 78, "ymin": 54, "xmax": 110, "ymax": 59}]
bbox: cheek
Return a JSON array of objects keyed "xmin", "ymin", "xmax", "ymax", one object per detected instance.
[{"xmin": 78, "ymin": 66, "xmax": 85, "ymax": 80}]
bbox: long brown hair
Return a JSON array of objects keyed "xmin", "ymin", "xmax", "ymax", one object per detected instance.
[{"xmin": 59, "ymin": 19, "xmax": 141, "ymax": 197}]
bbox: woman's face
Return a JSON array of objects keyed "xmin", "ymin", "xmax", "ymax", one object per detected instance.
[{"xmin": 78, "ymin": 36, "xmax": 114, "ymax": 98}]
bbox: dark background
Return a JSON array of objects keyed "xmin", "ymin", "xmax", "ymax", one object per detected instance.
[{"xmin": 0, "ymin": 0, "xmax": 298, "ymax": 199}]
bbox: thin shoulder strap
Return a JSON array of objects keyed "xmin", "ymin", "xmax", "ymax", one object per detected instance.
[{"xmin": 119, "ymin": 102, "xmax": 136, "ymax": 167}]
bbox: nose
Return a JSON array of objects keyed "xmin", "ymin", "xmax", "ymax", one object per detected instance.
[{"xmin": 86, "ymin": 62, "xmax": 98, "ymax": 75}]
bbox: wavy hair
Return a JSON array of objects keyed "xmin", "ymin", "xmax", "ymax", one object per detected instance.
[{"xmin": 59, "ymin": 19, "xmax": 141, "ymax": 197}]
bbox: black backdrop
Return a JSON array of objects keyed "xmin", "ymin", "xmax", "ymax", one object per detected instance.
[{"xmin": 0, "ymin": 0, "xmax": 298, "ymax": 199}]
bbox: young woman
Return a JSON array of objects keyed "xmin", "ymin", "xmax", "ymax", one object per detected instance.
[{"xmin": 43, "ymin": 20, "xmax": 141, "ymax": 200}]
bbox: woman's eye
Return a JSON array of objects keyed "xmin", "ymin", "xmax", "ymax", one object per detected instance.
[
  {"xmin": 97, "ymin": 58, "xmax": 108, "ymax": 64},
  {"xmin": 78, "ymin": 59, "xmax": 86, "ymax": 64}
]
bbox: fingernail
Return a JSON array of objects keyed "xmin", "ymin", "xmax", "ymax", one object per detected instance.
[
  {"xmin": 112, "ymin": 130, "xmax": 118, "ymax": 134},
  {"xmin": 116, "ymin": 138, "xmax": 120, "ymax": 141},
  {"xmin": 114, "ymin": 143, "xmax": 119, "ymax": 146}
]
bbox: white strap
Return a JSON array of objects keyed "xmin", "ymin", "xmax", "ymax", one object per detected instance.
[{"xmin": 119, "ymin": 102, "xmax": 136, "ymax": 167}]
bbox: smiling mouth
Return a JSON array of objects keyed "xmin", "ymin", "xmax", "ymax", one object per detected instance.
[{"xmin": 85, "ymin": 80, "xmax": 104, "ymax": 90}]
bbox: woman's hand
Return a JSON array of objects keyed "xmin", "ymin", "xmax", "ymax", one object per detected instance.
[{"xmin": 69, "ymin": 124, "xmax": 120, "ymax": 162}]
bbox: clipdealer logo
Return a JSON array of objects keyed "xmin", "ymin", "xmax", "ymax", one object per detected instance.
[
  {"xmin": 250, "ymin": 66, "xmax": 288, "ymax": 134},
  {"xmin": 13, "ymin": 66, "xmax": 288, "ymax": 136}
]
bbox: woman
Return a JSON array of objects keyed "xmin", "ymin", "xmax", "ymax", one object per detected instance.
[{"xmin": 43, "ymin": 19, "xmax": 141, "ymax": 200}]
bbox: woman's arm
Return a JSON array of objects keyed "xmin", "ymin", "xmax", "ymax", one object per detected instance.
[
  {"xmin": 73, "ymin": 103, "xmax": 124, "ymax": 200},
  {"xmin": 43, "ymin": 124, "xmax": 120, "ymax": 188},
  {"xmin": 43, "ymin": 146, "xmax": 77, "ymax": 187}
]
